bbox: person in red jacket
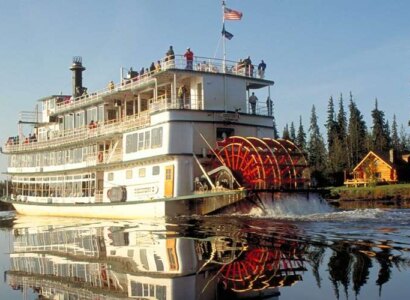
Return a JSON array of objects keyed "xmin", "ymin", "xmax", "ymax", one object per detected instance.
[{"xmin": 184, "ymin": 48, "xmax": 194, "ymax": 70}]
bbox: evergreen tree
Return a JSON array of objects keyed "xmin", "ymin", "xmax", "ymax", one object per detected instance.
[
  {"xmin": 296, "ymin": 116, "xmax": 307, "ymax": 149},
  {"xmin": 391, "ymin": 115, "xmax": 400, "ymax": 151},
  {"xmin": 326, "ymin": 96, "xmax": 338, "ymax": 151},
  {"xmin": 290, "ymin": 121, "xmax": 296, "ymax": 142},
  {"xmin": 399, "ymin": 124, "xmax": 410, "ymax": 151},
  {"xmin": 325, "ymin": 94, "xmax": 349, "ymax": 184},
  {"xmin": 371, "ymin": 99, "xmax": 390, "ymax": 152},
  {"xmin": 282, "ymin": 124, "xmax": 290, "ymax": 140},
  {"xmin": 347, "ymin": 93, "xmax": 368, "ymax": 169},
  {"xmin": 271, "ymin": 100, "xmax": 279, "ymax": 139},
  {"xmin": 308, "ymin": 105, "xmax": 327, "ymax": 185},
  {"xmin": 337, "ymin": 93, "xmax": 347, "ymax": 144}
]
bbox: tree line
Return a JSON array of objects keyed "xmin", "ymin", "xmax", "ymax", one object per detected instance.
[{"xmin": 273, "ymin": 92, "xmax": 410, "ymax": 186}]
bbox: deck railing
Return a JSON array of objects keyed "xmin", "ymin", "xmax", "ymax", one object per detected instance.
[
  {"xmin": 4, "ymin": 113, "xmax": 150, "ymax": 153},
  {"xmin": 53, "ymin": 54, "xmax": 265, "ymax": 114}
]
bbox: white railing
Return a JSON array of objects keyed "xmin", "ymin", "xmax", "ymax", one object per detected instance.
[
  {"xmin": 4, "ymin": 113, "xmax": 150, "ymax": 153},
  {"xmin": 53, "ymin": 54, "xmax": 265, "ymax": 114}
]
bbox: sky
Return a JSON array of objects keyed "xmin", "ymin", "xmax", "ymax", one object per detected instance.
[{"xmin": 0, "ymin": 0, "xmax": 409, "ymax": 179}]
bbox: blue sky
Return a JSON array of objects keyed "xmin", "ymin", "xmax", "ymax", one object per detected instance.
[{"xmin": 0, "ymin": 0, "xmax": 409, "ymax": 177}]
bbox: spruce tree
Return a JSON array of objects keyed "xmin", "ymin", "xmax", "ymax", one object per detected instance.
[
  {"xmin": 391, "ymin": 115, "xmax": 400, "ymax": 151},
  {"xmin": 347, "ymin": 93, "xmax": 368, "ymax": 169},
  {"xmin": 290, "ymin": 122, "xmax": 296, "ymax": 142},
  {"xmin": 308, "ymin": 105, "xmax": 327, "ymax": 186},
  {"xmin": 371, "ymin": 99, "xmax": 390, "ymax": 152},
  {"xmin": 337, "ymin": 94, "xmax": 347, "ymax": 145},
  {"xmin": 326, "ymin": 96, "xmax": 337, "ymax": 151},
  {"xmin": 282, "ymin": 124, "xmax": 290, "ymax": 140},
  {"xmin": 270, "ymin": 99, "xmax": 279, "ymax": 139},
  {"xmin": 399, "ymin": 124, "xmax": 410, "ymax": 151},
  {"xmin": 296, "ymin": 116, "xmax": 307, "ymax": 149}
]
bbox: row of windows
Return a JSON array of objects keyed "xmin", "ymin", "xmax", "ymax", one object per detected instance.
[
  {"xmin": 125, "ymin": 127, "xmax": 163, "ymax": 154},
  {"xmin": 107, "ymin": 166, "xmax": 160, "ymax": 181},
  {"xmin": 12, "ymin": 174, "xmax": 95, "ymax": 197},
  {"xmin": 10, "ymin": 145, "xmax": 98, "ymax": 168}
]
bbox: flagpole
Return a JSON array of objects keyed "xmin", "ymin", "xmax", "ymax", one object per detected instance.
[{"xmin": 222, "ymin": 0, "xmax": 226, "ymax": 72}]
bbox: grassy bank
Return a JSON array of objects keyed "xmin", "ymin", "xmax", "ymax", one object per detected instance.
[{"xmin": 329, "ymin": 183, "xmax": 410, "ymax": 201}]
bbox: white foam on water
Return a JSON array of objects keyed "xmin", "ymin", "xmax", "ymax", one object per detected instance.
[
  {"xmin": 246, "ymin": 193, "xmax": 399, "ymax": 222},
  {"xmin": 248, "ymin": 193, "xmax": 334, "ymax": 218}
]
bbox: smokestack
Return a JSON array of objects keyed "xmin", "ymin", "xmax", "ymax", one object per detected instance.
[{"xmin": 70, "ymin": 56, "xmax": 86, "ymax": 98}]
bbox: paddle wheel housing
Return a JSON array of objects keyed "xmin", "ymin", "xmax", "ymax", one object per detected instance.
[{"xmin": 212, "ymin": 136, "xmax": 310, "ymax": 190}]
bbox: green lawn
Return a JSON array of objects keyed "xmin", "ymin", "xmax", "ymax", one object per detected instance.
[{"xmin": 329, "ymin": 183, "xmax": 410, "ymax": 200}]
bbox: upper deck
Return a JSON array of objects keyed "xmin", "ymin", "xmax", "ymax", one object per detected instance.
[{"xmin": 3, "ymin": 54, "xmax": 274, "ymax": 154}]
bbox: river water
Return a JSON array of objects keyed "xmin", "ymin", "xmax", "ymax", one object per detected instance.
[{"xmin": 0, "ymin": 196, "xmax": 409, "ymax": 300}]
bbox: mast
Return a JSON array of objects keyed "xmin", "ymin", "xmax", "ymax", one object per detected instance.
[{"xmin": 222, "ymin": 0, "xmax": 226, "ymax": 72}]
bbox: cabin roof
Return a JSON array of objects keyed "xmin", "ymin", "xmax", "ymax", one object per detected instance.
[{"xmin": 353, "ymin": 150, "xmax": 395, "ymax": 172}]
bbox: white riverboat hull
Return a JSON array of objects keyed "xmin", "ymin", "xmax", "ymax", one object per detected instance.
[
  {"xmin": 11, "ymin": 201, "xmax": 169, "ymax": 219},
  {"xmin": 6, "ymin": 190, "xmax": 247, "ymax": 219}
]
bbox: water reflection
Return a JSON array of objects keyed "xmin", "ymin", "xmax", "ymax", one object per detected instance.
[{"xmin": 3, "ymin": 214, "xmax": 410, "ymax": 300}]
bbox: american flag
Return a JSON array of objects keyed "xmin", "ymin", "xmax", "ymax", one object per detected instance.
[{"xmin": 224, "ymin": 7, "xmax": 243, "ymax": 20}]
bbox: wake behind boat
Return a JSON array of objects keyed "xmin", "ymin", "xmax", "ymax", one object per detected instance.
[{"xmin": 1, "ymin": 49, "xmax": 311, "ymax": 219}]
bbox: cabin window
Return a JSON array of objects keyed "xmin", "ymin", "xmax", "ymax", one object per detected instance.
[
  {"xmin": 152, "ymin": 166, "xmax": 160, "ymax": 176},
  {"xmin": 98, "ymin": 105, "xmax": 104, "ymax": 122},
  {"xmin": 126, "ymin": 133, "xmax": 139, "ymax": 153},
  {"xmin": 108, "ymin": 172, "xmax": 114, "ymax": 181},
  {"xmin": 216, "ymin": 128, "xmax": 234, "ymax": 141},
  {"xmin": 126, "ymin": 169, "xmax": 133, "ymax": 179},
  {"xmin": 144, "ymin": 131, "xmax": 151, "ymax": 149},
  {"xmin": 87, "ymin": 107, "xmax": 98, "ymax": 124},
  {"xmin": 138, "ymin": 132, "xmax": 144, "ymax": 150},
  {"xmin": 151, "ymin": 127, "xmax": 163, "ymax": 148},
  {"xmin": 139, "ymin": 168, "xmax": 146, "ymax": 178}
]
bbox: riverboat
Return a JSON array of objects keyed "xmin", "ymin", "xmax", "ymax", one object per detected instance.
[{"xmin": 1, "ymin": 52, "xmax": 310, "ymax": 218}]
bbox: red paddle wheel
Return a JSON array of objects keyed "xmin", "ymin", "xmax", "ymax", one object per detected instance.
[{"xmin": 213, "ymin": 136, "xmax": 309, "ymax": 190}]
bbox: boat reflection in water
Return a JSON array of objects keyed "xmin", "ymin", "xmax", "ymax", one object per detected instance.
[
  {"xmin": 5, "ymin": 216, "xmax": 311, "ymax": 300},
  {"xmin": 5, "ymin": 215, "xmax": 410, "ymax": 299}
]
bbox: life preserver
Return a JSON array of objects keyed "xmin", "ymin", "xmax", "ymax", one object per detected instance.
[
  {"xmin": 101, "ymin": 269, "xmax": 107, "ymax": 281},
  {"xmin": 98, "ymin": 152, "xmax": 103, "ymax": 162}
]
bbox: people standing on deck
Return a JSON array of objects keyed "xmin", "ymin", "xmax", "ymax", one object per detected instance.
[
  {"xmin": 149, "ymin": 62, "xmax": 156, "ymax": 73},
  {"xmin": 244, "ymin": 56, "xmax": 253, "ymax": 76},
  {"xmin": 249, "ymin": 92, "xmax": 258, "ymax": 114},
  {"xmin": 178, "ymin": 86, "xmax": 187, "ymax": 109},
  {"xmin": 108, "ymin": 81, "xmax": 115, "ymax": 91},
  {"xmin": 258, "ymin": 60, "xmax": 266, "ymax": 78},
  {"xmin": 184, "ymin": 48, "xmax": 194, "ymax": 70},
  {"xmin": 165, "ymin": 45, "xmax": 175, "ymax": 68},
  {"xmin": 155, "ymin": 60, "xmax": 161, "ymax": 72},
  {"xmin": 266, "ymin": 96, "xmax": 273, "ymax": 116}
]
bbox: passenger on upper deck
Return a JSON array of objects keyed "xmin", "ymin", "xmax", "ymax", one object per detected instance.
[
  {"xmin": 184, "ymin": 48, "xmax": 194, "ymax": 70},
  {"xmin": 248, "ymin": 92, "xmax": 258, "ymax": 114},
  {"xmin": 149, "ymin": 62, "xmax": 156, "ymax": 72},
  {"xmin": 155, "ymin": 60, "xmax": 161, "ymax": 72},
  {"xmin": 244, "ymin": 56, "xmax": 253, "ymax": 77},
  {"xmin": 165, "ymin": 46, "xmax": 175, "ymax": 68},
  {"xmin": 258, "ymin": 60, "xmax": 266, "ymax": 79}
]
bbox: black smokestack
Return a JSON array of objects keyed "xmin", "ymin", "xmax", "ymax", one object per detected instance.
[{"xmin": 70, "ymin": 56, "xmax": 86, "ymax": 98}]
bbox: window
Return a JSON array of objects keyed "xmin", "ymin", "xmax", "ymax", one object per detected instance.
[
  {"xmin": 138, "ymin": 132, "xmax": 144, "ymax": 150},
  {"xmin": 144, "ymin": 131, "xmax": 150, "ymax": 149},
  {"xmin": 108, "ymin": 173, "xmax": 114, "ymax": 181},
  {"xmin": 166, "ymin": 168, "xmax": 172, "ymax": 180},
  {"xmin": 151, "ymin": 127, "xmax": 163, "ymax": 148},
  {"xmin": 217, "ymin": 127, "xmax": 234, "ymax": 140},
  {"xmin": 152, "ymin": 166, "xmax": 160, "ymax": 176},
  {"xmin": 126, "ymin": 133, "xmax": 138, "ymax": 153},
  {"xmin": 138, "ymin": 168, "xmax": 146, "ymax": 178},
  {"xmin": 126, "ymin": 169, "xmax": 133, "ymax": 179}
]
